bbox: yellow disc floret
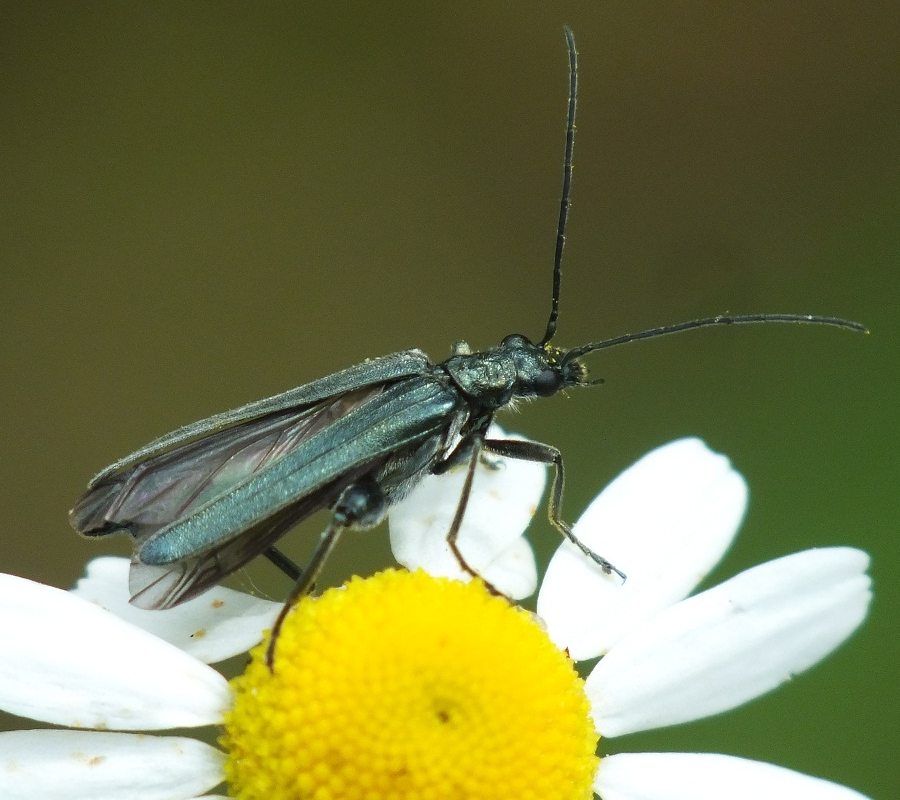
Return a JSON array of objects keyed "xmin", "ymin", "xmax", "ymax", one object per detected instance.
[{"xmin": 222, "ymin": 569, "xmax": 598, "ymax": 800}]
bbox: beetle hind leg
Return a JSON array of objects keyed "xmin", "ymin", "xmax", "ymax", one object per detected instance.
[{"xmin": 266, "ymin": 479, "xmax": 388, "ymax": 669}]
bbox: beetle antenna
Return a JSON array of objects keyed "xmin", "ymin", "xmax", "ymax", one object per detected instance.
[
  {"xmin": 541, "ymin": 26, "xmax": 577, "ymax": 347},
  {"xmin": 562, "ymin": 313, "xmax": 868, "ymax": 371}
]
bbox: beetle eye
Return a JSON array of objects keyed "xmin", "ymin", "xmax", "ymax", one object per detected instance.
[{"xmin": 533, "ymin": 368, "xmax": 561, "ymax": 397}]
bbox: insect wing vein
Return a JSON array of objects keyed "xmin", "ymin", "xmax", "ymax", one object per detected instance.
[
  {"xmin": 87, "ymin": 349, "xmax": 431, "ymax": 486},
  {"xmin": 137, "ymin": 375, "xmax": 460, "ymax": 566},
  {"xmin": 71, "ymin": 386, "xmax": 383, "ymax": 537}
]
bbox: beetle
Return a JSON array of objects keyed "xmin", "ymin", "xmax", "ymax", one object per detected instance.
[{"xmin": 70, "ymin": 29, "xmax": 864, "ymax": 660}]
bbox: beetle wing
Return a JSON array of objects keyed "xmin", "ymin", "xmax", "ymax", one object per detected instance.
[
  {"xmin": 126, "ymin": 424, "xmax": 447, "ymax": 609},
  {"xmin": 127, "ymin": 470, "xmax": 366, "ymax": 608},
  {"xmin": 136, "ymin": 376, "xmax": 460, "ymax": 567},
  {"xmin": 70, "ymin": 386, "xmax": 387, "ymax": 540},
  {"xmin": 94, "ymin": 374, "xmax": 462, "ymax": 609},
  {"xmin": 86, "ymin": 349, "xmax": 431, "ymax": 486}
]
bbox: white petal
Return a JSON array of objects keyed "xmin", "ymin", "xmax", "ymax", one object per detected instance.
[
  {"xmin": 0, "ymin": 729, "xmax": 225, "ymax": 800},
  {"xmin": 587, "ymin": 548, "xmax": 871, "ymax": 737},
  {"xmin": 478, "ymin": 534, "xmax": 538, "ymax": 598},
  {"xmin": 0, "ymin": 574, "xmax": 232, "ymax": 729},
  {"xmin": 71, "ymin": 558, "xmax": 280, "ymax": 663},
  {"xmin": 538, "ymin": 438, "xmax": 746, "ymax": 659},
  {"xmin": 594, "ymin": 752, "xmax": 872, "ymax": 800},
  {"xmin": 389, "ymin": 425, "xmax": 544, "ymax": 599}
]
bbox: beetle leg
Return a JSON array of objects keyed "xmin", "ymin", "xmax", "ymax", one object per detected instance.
[
  {"xmin": 482, "ymin": 437, "xmax": 626, "ymax": 581},
  {"xmin": 441, "ymin": 433, "xmax": 502, "ymax": 597},
  {"xmin": 266, "ymin": 479, "xmax": 387, "ymax": 669},
  {"xmin": 263, "ymin": 546, "xmax": 302, "ymax": 581},
  {"xmin": 432, "ymin": 436, "xmax": 477, "ymax": 474}
]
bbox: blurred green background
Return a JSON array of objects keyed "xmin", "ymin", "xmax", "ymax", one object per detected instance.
[{"xmin": 1, "ymin": 3, "xmax": 896, "ymax": 797}]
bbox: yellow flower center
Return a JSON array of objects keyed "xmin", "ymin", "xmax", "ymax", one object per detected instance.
[{"xmin": 222, "ymin": 569, "xmax": 598, "ymax": 800}]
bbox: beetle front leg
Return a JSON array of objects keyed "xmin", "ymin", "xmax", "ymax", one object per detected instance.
[
  {"xmin": 482, "ymin": 437, "xmax": 627, "ymax": 581},
  {"xmin": 431, "ymin": 431, "xmax": 505, "ymax": 595}
]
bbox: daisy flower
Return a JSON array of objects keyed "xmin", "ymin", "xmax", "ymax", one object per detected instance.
[{"xmin": 0, "ymin": 438, "xmax": 872, "ymax": 799}]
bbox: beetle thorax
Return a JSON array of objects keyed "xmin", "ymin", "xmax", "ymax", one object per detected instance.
[
  {"xmin": 442, "ymin": 334, "xmax": 566, "ymax": 409},
  {"xmin": 442, "ymin": 350, "xmax": 518, "ymax": 407}
]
